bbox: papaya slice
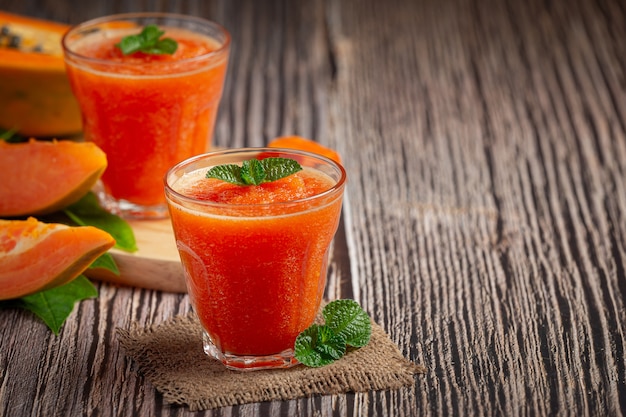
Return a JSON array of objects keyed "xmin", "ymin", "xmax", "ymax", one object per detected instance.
[
  {"xmin": 0, "ymin": 217, "xmax": 115, "ymax": 300},
  {"xmin": 0, "ymin": 11, "xmax": 82, "ymax": 136},
  {"xmin": 267, "ymin": 135, "xmax": 342, "ymax": 164},
  {"xmin": 0, "ymin": 139, "xmax": 107, "ymax": 217}
]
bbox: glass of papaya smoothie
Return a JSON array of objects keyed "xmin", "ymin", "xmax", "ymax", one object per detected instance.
[
  {"xmin": 62, "ymin": 13, "xmax": 230, "ymax": 218},
  {"xmin": 164, "ymin": 148, "xmax": 346, "ymax": 370}
]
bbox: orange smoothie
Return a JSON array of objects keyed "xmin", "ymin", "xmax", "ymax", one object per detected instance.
[
  {"xmin": 165, "ymin": 149, "xmax": 346, "ymax": 369},
  {"xmin": 63, "ymin": 14, "xmax": 229, "ymax": 217}
]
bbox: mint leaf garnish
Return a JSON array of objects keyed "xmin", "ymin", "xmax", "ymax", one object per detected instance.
[
  {"xmin": 206, "ymin": 157, "xmax": 302, "ymax": 186},
  {"xmin": 12, "ymin": 276, "xmax": 98, "ymax": 335},
  {"xmin": 142, "ymin": 38, "xmax": 177, "ymax": 55},
  {"xmin": 115, "ymin": 24, "xmax": 178, "ymax": 55},
  {"xmin": 323, "ymin": 299, "xmax": 372, "ymax": 347},
  {"xmin": 240, "ymin": 159, "xmax": 267, "ymax": 185},
  {"xmin": 64, "ymin": 192, "xmax": 137, "ymax": 253},
  {"xmin": 138, "ymin": 24, "xmax": 163, "ymax": 44},
  {"xmin": 294, "ymin": 300, "xmax": 372, "ymax": 367},
  {"xmin": 205, "ymin": 163, "xmax": 244, "ymax": 184},
  {"xmin": 262, "ymin": 157, "xmax": 303, "ymax": 182},
  {"xmin": 294, "ymin": 324, "xmax": 347, "ymax": 368}
]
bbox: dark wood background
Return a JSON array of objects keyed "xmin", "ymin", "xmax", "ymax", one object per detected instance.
[{"xmin": 1, "ymin": 0, "xmax": 625, "ymax": 416}]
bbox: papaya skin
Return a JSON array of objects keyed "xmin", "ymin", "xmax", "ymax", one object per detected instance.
[
  {"xmin": 0, "ymin": 217, "xmax": 115, "ymax": 300},
  {"xmin": 0, "ymin": 140, "xmax": 107, "ymax": 217}
]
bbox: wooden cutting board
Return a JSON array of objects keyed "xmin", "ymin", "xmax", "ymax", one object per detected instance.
[{"xmin": 85, "ymin": 218, "xmax": 187, "ymax": 293}]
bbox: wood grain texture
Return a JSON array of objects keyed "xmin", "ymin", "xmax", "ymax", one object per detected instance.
[{"xmin": 0, "ymin": 0, "xmax": 624, "ymax": 416}]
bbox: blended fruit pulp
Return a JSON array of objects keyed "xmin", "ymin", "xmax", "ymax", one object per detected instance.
[
  {"xmin": 168, "ymin": 168, "xmax": 343, "ymax": 356},
  {"xmin": 65, "ymin": 27, "xmax": 228, "ymax": 206}
]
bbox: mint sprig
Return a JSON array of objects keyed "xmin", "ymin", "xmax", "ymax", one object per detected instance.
[
  {"xmin": 294, "ymin": 300, "xmax": 372, "ymax": 367},
  {"xmin": 295, "ymin": 324, "xmax": 346, "ymax": 367},
  {"xmin": 115, "ymin": 24, "xmax": 178, "ymax": 55},
  {"xmin": 206, "ymin": 157, "xmax": 302, "ymax": 186},
  {"xmin": 323, "ymin": 299, "xmax": 372, "ymax": 347}
]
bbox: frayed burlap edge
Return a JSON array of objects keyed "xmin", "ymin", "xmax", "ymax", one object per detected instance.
[{"xmin": 117, "ymin": 313, "xmax": 426, "ymax": 411}]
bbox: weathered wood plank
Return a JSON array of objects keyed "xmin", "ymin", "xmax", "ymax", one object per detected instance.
[{"xmin": 329, "ymin": 0, "xmax": 626, "ymax": 416}]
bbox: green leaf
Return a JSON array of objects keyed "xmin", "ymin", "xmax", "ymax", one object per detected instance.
[
  {"xmin": 13, "ymin": 276, "xmax": 98, "ymax": 335},
  {"xmin": 323, "ymin": 299, "xmax": 372, "ymax": 347},
  {"xmin": 240, "ymin": 159, "xmax": 266, "ymax": 185},
  {"xmin": 261, "ymin": 157, "xmax": 302, "ymax": 182},
  {"xmin": 206, "ymin": 163, "xmax": 244, "ymax": 185},
  {"xmin": 63, "ymin": 192, "xmax": 137, "ymax": 252},
  {"xmin": 116, "ymin": 35, "xmax": 144, "ymax": 55},
  {"xmin": 141, "ymin": 25, "xmax": 164, "ymax": 44},
  {"xmin": 294, "ymin": 324, "xmax": 346, "ymax": 367},
  {"xmin": 148, "ymin": 38, "xmax": 178, "ymax": 55},
  {"xmin": 115, "ymin": 24, "xmax": 178, "ymax": 55},
  {"xmin": 88, "ymin": 253, "xmax": 120, "ymax": 276},
  {"xmin": 206, "ymin": 157, "xmax": 302, "ymax": 186},
  {"xmin": 294, "ymin": 299, "xmax": 372, "ymax": 368}
]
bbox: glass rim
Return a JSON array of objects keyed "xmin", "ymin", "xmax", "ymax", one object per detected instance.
[
  {"xmin": 164, "ymin": 147, "xmax": 347, "ymax": 210},
  {"xmin": 62, "ymin": 12, "xmax": 231, "ymax": 68}
]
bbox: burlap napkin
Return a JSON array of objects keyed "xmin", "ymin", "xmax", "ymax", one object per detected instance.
[{"xmin": 116, "ymin": 312, "xmax": 426, "ymax": 411}]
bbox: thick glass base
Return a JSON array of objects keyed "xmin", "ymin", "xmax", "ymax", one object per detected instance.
[
  {"xmin": 202, "ymin": 330, "xmax": 299, "ymax": 371},
  {"xmin": 97, "ymin": 188, "xmax": 168, "ymax": 219}
]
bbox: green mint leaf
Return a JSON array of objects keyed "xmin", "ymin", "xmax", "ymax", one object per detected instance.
[
  {"xmin": 115, "ymin": 24, "xmax": 178, "ymax": 55},
  {"xmin": 88, "ymin": 252, "xmax": 120, "ymax": 276},
  {"xmin": 323, "ymin": 299, "xmax": 372, "ymax": 347},
  {"xmin": 63, "ymin": 192, "xmax": 137, "ymax": 253},
  {"xmin": 13, "ymin": 276, "xmax": 98, "ymax": 335},
  {"xmin": 294, "ymin": 299, "xmax": 372, "ymax": 367},
  {"xmin": 151, "ymin": 38, "xmax": 178, "ymax": 55},
  {"xmin": 240, "ymin": 159, "xmax": 266, "ymax": 185},
  {"xmin": 116, "ymin": 35, "xmax": 144, "ymax": 55},
  {"xmin": 294, "ymin": 324, "xmax": 347, "ymax": 367},
  {"xmin": 206, "ymin": 157, "xmax": 302, "ymax": 186},
  {"xmin": 206, "ymin": 163, "xmax": 245, "ymax": 185},
  {"xmin": 140, "ymin": 25, "xmax": 164, "ymax": 43},
  {"xmin": 261, "ymin": 157, "xmax": 302, "ymax": 182}
]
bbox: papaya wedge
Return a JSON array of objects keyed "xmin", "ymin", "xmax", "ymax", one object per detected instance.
[
  {"xmin": 0, "ymin": 139, "xmax": 107, "ymax": 217},
  {"xmin": 0, "ymin": 11, "xmax": 83, "ymax": 137},
  {"xmin": 0, "ymin": 217, "xmax": 115, "ymax": 300}
]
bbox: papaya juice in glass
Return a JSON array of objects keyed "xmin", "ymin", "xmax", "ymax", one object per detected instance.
[
  {"xmin": 62, "ymin": 13, "xmax": 230, "ymax": 218},
  {"xmin": 164, "ymin": 148, "xmax": 346, "ymax": 370}
]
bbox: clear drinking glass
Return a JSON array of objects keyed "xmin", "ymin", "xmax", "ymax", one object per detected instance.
[
  {"xmin": 63, "ymin": 13, "xmax": 230, "ymax": 219},
  {"xmin": 164, "ymin": 148, "xmax": 346, "ymax": 370}
]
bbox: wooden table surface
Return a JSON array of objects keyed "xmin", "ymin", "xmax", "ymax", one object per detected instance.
[{"xmin": 1, "ymin": 0, "xmax": 625, "ymax": 416}]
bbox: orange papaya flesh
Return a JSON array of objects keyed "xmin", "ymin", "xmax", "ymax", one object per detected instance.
[
  {"xmin": 0, "ymin": 11, "xmax": 82, "ymax": 136},
  {"xmin": 0, "ymin": 217, "xmax": 115, "ymax": 300},
  {"xmin": 0, "ymin": 139, "xmax": 107, "ymax": 217},
  {"xmin": 267, "ymin": 136, "xmax": 342, "ymax": 165},
  {"xmin": 0, "ymin": 11, "xmax": 69, "ymax": 65}
]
